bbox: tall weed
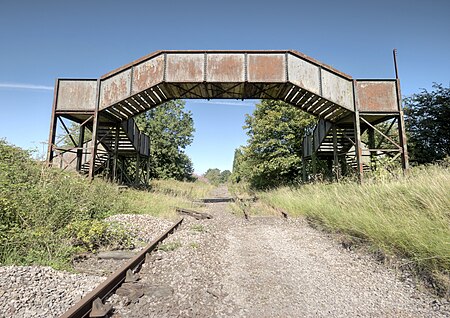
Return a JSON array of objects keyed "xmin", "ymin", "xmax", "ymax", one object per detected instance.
[{"xmin": 259, "ymin": 165, "xmax": 450, "ymax": 293}]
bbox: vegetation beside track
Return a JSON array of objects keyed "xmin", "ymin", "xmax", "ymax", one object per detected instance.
[
  {"xmin": 0, "ymin": 139, "xmax": 211, "ymax": 269},
  {"xmin": 118, "ymin": 179, "xmax": 213, "ymax": 220},
  {"xmin": 149, "ymin": 178, "xmax": 213, "ymax": 201},
  {"xmin": 257, "ymin": 164, "xmax": 450, "ymax": 295}
]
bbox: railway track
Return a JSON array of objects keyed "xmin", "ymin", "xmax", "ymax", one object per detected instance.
[
  {"xmin": 59, "ymin": 194, "xmax": 282, "ymax": 317},
  {"xmin": 60, "ymin": 218, "xmax": 184, "ymax": 318}
]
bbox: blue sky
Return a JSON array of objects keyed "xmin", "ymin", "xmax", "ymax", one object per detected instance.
[{"xmin": 0, "ymin": 0, "xmax": 449, "ymax": 174}]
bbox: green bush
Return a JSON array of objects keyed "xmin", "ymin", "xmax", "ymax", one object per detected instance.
[
  {"xmin": 64, "ymin": 220, "xmax": 133, "ymax": 251},
  {"xmin": 0, "ymin": 139, "xmax": 130, "ymax": 267}
]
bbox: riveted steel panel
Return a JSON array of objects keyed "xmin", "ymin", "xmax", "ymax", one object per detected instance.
[
  {"xmin": 206, "ymin": 54, "xmax": 245, "ymax": 82},
  {"xmin": 100, "ymin": 69, "xmax": 132, "ymax": 110},
  {"xmin": 57, "ymin": 80, "xmax": 97, "ymax": 111},
  {"xmin": 248, "ymin": 54, "xmax": 285, "ymax": 82},
  {"xmin": 166, "ymin": 53, "xmax": 204, "ymax": 82},
  {"xmin": 356, "ymin": 81, "xmax": 398, "ymax": 112},
  {"xmin": 132, "ymin": 55, "xmax": 164, "ymax": 94},
  {"xmin": 287, "ymin": 53, "xmax": 320, "ymax": 95},
  {"xmin": 321, "ymin": 69, "xmax": 353, "ymax": 111}
]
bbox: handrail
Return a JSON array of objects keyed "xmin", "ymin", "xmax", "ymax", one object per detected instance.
[
  {"xmin": 302, "ymin": 119, "xmax": 333, "ymax": 158},
  {"xmin": 120, "ymin": 118, "xmax": 150, "ymax": 156}
]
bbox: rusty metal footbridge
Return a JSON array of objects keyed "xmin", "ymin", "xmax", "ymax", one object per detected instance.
[{"xmin": 47, "ymin": 50, "xmax": 408, "ymax": 184}]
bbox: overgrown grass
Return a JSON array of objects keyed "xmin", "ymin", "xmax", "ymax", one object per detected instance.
[
  {"xmin": 120, "ymin": 190, "xmax": 191, "ymax": 219},
  {"xmin": 120, "ymin": 179, "xmax": 214, "ymax": 219},
  {"xmin": 150, "ymin": 179, "xmax": 213, "ymax": 200},
  {"xmin": 259, "ymin": 165, "xmax": 450, "ymax": 294},
  {"xmin": 0, "ymin": 139, "xmax": 212, "ymax": 269}
]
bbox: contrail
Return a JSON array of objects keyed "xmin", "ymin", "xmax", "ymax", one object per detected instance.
[{"xmin": 0, "ymin": 83, "xmax": 54, "ymax": 91}]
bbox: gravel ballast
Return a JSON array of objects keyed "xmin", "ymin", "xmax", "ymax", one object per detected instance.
[{"xmin": 0, "ymin": 266, "xmax": 104, "ymax": 318}]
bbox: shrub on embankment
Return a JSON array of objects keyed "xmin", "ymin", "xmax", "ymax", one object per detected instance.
[
  {"xmin": 259, "ymin": 164, "xmax": 450, "ymax": 294},
  {"xmin": 0, "ymin": 139, "xmax": 210, "ymax": 269},
  {"xmin": 0, "ymin": 140, "xmax": 134, "ymax": 268}
]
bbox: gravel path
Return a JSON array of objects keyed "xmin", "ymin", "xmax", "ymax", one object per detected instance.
[
  {"xmin": 109, "ymin": 186, "xmax": 448, "ymax": 317},
  {"xmin": 222, "ymin": 218, "xmax": 447, "ymax": 317}
]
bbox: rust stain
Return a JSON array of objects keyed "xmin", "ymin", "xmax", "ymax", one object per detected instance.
[
  {"xmin": 357, "ymin": 82, "xmax": 397, "ymax": 112},
  {"xmin": 57, "ymin": 80, "xmax": 97, "ymax": 111},
  {"xmin": 207, "ymin": 54, "xmax": 244, "ymax": 82},
  {"xmin": 132, "ymin": 55, "xmax": 164, "ymax": 94},
  {"xmin": 166, "ymin": 54, "xmax": 204, "ymax": 82},
  {"xmin": 248, "ymin": 54, "xmax": 285, "ymax": 82},
  {"xmin": 100, "ymin": 70, "xmax": 131, "ymax": 109}
]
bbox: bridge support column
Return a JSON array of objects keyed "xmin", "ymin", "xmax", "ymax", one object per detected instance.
[
  {"xmin": 76, "ymin": 124, "xmax": 85, "ymax": 172},
  {"xmin": 311, "ymin": 135, "xmax": 317, "ymax": 177},
  {"xmin": 353, "ymin": 80, "xmax": 364, "ymax": 183},
  {"xmin": 393, "ymin": 49, "xmax": 410, "ymax": 174},
  {"xmin": 135, "ymin": 152, "xmax": 141, "ymax": 185},
  {"xmin": 398, "ymin": 111, "xmax": 409, "ymax": 173},
  {"xmin": 353, "ymin": 111, "xmax": 364, "ymax": 183},
  {"xmin": 88, "ymin": 80, "xmax": 101, "ymax": 180},
  {"xmin": 47, "ymin": 79, "xmax": 59, "ymax": 165},
  {"xmin": 112, "ymin": 124, "xmax": 120, "ymax": 181},
  {"xmin": 367, "ymin": 127, "xmax": 376, "ymax": 170},
  {"xmin": 332, "ymin": 124, "xmax": 340, "ymax": 180}
]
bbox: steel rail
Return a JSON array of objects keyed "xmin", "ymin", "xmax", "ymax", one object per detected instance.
[{"xmin": 60, "ymin": 217, "xmax": 184, "ymax": 318}]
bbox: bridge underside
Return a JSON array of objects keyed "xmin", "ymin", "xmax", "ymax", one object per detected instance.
[{"xmin": 48, "ymin": 50, "xmax": 409, "ymax": 185}]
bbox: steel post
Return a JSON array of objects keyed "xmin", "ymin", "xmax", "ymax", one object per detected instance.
[
  {"xmin": 311, "ymin": 134, "xmax": 317, "ymax": 176},
  {"xmin": 393, "ymin": 49, "xmax": 410, "ymax": 172},
  {"xmin": 76, "ymin": 124, "xmax": 85, "ymax": 171},
  {"xmin": 135, "ymin": 153, "xmax": 140, "ymax": 185},
  {"xmin": 113, "ymin": 124, "xmax": 120, "ymax": 181},
  {"xmin": 353, "ymin": 80, "xmax": 364, "ymax": 183},
  {"xmin": 332, "ymin": 124, "xmax": 340, "ymax": 180},
  {"xmin": 368, "ymin": 127, "xmax": 375, "ymax": 169},
  {"xmin": 397, "ymin": 109, "xmax": 409, "ymax": 172},
  {"xmin": 46, "ymin": 79, "xmax": 59, "ymax": 164},
  {"xmin": 88, "ymin": 80, "xmax": 101, "ymax": 180}
]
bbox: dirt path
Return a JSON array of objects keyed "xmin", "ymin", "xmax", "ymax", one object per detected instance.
[{"xmin": 110, "ymin": 186, "xmax": 448, "ymax": 317}]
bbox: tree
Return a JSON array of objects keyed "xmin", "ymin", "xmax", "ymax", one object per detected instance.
[
  {"xmin": 220, "ymin": 170, "xmax": 231, "ymax": 183},
  {"xmin": 204, "ymin": 168, "xmax": 221, "ymax": 185},
  {"xmin": 135, "ymin": 100, "xmax": 195, "ymax": 181},
  {"xmin": 204, "ymin": 168, "xmax": 232, "ymax": 185},
  {"xmin": 404, "ymin": 84, "xmax": 450, "ymax": 164},
  {"xmin": 231, "ymin": 147, "xmax": 245, "ymax": 183},
  {"xmin": 236, "ymin": 100, "xmax": 315, "ymax": 189}
]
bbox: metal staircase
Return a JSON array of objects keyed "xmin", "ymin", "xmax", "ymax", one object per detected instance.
[
  {"xmin": 80, "ymin": 151, "xmax": 109, "ymax": 174},
  {"xmin": 78, "ymin": 117, "xmax": 150, "ymax": 176},
  {"xmin": 303, "ymin": 119, "xmax": 371, "ymax": 173}
]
